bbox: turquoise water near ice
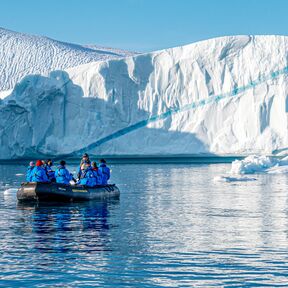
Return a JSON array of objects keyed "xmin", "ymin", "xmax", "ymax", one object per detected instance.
[{"xmin": 1, "ymin": 162, "xmax": 288, "ymax": 287}]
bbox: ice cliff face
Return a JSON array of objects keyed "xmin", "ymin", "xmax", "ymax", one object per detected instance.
[
  {"xmin": 1, "ymin": 35, "xmax": 288, "ymax": 159},
  {"xmin": 0, "ymin": 27, "xmax": 136, "ymax": 92}
]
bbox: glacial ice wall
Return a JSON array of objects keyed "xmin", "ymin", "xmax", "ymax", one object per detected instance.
[
  {"xmin": 0, "ymin": 35, "xmax": 288, "ymax": 159},
  {"xmin": 0, "ymin": 27, "xmax": 136, "ymax": 91}
]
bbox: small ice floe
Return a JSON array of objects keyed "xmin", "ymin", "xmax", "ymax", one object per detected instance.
[
  {"xmin": 267, "ymin": 165, "xmax": 288, "ymax": 174},
  {"xmin": 213, "ymin": 176, "xmax": 256, "ymax": 182},
  {"xmin": 230, "ymin": 155, "xmax": 288, "ymax": 174},
  {"xmin": 3, "ymin": 188, "xmax": 18, "ymax": 195},
  {"xmin": 15, "ymin": 173, "xmax": 24, "ymax": 176}
]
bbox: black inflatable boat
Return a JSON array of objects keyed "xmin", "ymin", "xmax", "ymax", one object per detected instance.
[{"xmin": 17, "ymin": 182, "xmax": 120, "ymax": 202}]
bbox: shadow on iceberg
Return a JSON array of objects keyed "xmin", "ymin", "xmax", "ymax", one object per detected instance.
[{"xmin": 0, "ymin": 67, "xmax": 211, "ymax": 159}]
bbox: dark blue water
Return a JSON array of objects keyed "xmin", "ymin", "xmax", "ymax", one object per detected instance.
[{"xmin": 1, "ymin": 163, "xmax": 288, "ymax": 287}]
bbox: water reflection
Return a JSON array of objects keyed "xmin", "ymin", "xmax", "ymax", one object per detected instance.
[
  {"xmin": 17, "ymin": 200, "xmax": 119, "ymax": 253},
  {"xmin": 1, "ymin": 163, "xmax": 288, "ymax": 286}
]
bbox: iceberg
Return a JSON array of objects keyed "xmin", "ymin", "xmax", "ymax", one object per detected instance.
[
  {"xmin": 0, "ymin": 34, "xmax": 288, "ymax": 159},
  {"xmin": 0, "ymin": 27, "xmax": 136, "ymax": 92}
]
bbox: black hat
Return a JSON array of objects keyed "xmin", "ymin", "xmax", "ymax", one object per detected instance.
[
  {"xmin": 91, "ymin": 161, "xmax": 97, "ymax": 168},
  {"xmin": 82, "ymin": 153, "xmax": 89, "ymax": 158},
  {"xmin": 46, "ymin": 159, "xmax": 53, "ymax": 165},
  {"xmin": 60, "ymin": 160, "xmax": 66, "ymax": 166}
]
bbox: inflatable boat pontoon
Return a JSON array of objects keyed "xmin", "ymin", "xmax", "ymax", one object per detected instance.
[{"xmin": 17, "ymin": 182, "xmax": 120, "ymax": 202}]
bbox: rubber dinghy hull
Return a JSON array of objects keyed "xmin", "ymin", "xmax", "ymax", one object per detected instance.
[{"xmin": 17, "ymin": 182, "xmax": 120, "ymax": 202}]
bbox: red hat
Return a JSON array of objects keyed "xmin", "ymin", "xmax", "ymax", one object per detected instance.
[{"xmin": 36, "ymin": 160, "xmax": 43, "ymax": 166}]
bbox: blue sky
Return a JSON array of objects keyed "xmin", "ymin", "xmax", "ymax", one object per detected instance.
[{"xmin": 0, "ymin": 0, "xmax": 287, "ymax": 52}]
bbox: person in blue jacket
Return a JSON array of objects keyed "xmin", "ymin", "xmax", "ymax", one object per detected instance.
[
  {"xmin": 78, "ymin": 162, "xmax": 97, "ymax": 187},
  {"xmin": 31, "ymin": 160, "xmax": 49, "ymax": 182},
  {"xmin": 44, "ymin": 159, "xmax": 55, "ymax": 182},
  {"xmin": 91, "ymin": 161, "xmax": 102, "ymax": 185},
  {"xmin": 54, "ymin": 160, "xmax": 73, "ymax": 185},
  {"xmin": 77, "ymin": 153, "xmax": 90, "ymax": 180},
  {"xmin": 98, "ymin": 159, "xmax": 110, "ymax": 185},
  {"xmin": 26, "ymin": 161, "xmax": 35, "ymax": 182}
]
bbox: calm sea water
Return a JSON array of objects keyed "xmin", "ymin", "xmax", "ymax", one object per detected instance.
[{"xmin": 1, "ymin": 162, "xmax": 288, "ymax": 287}]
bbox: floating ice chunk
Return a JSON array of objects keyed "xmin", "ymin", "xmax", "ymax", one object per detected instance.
[
  {"xmin": 15, "ymin": 173, "xmax": 24, "ymax": 176},
  {"xmin": 267, "ymin": 166, "xmax": 288, "ymax": 174},
  {"xmin": 279, "ymin": 156, "xmax": 288, "ymax": 166},
  {"xmin": 230, "ymin": 155, "xmax": 288, "ymax": 174},
  {"xmin": 213, "ymin": 176, "xmax": 257, "ymax": 182},
  {"xmin": 231, "ymin": 155, "xmax": 277, "ymax": 174},
  {"xmin": 3, "ymin": 188, "xmax": 18, "ymax": 194}
]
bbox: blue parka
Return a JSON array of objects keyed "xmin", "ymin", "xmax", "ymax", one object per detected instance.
[
  {"xmin": 92, "ymin": 169, "xmax": 102, "ymax": 185},
  {"xmin": 31, "ymin": 166, "xmax": 49, "ymax": 182},
  {"xmin": 55, "ymin": 165, "xmax": 73, "ymax": 184},
  {"xmin": 26, "ymin": 166, "xmax": 34, "ymax": 182},
  {"xmin": 77, "ymin": 160, "xmax": 90, "ymax": 179},
  {"xmin": 78, "ymin": 167, "xmax": 97, "ymax": 187},
  {"xmin": 99, "ymin": 164, "xmax": 110, "ymax": 185},
  {"xmin": 44, "ymin": 164, "xmax": 55, "ymax": 181}
]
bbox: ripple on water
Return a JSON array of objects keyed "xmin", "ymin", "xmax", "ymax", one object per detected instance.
[{"xmin": 0, "ymin": 163, "xmax": 288, "ymax": 287}]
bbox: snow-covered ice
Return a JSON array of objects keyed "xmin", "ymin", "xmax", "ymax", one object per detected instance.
[
  {"xmin": 0, "ymin": 27, "xmax": 136, "ymax": 92},
  {"xmin": 230, "ymin": 155, "xmax": 288, "ymax": 174},
  {"xmin": 0, "ymin": 33, "xmax": 288, "ymax": 159}
]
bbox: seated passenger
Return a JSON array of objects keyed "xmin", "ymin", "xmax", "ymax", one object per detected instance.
[
  {"xmin": 55, "ymin": 160, "xmax": 73, "ymax": 185},
  {"xmin": 31, "ymin": 160, "xmax": 49, "ymax": 182},
  {"xmin": 91, "ymin": 161, "xmax": 102, "ymax": 185},
  {"xmin": 91, "ymin": 161, "xmax": 98, "ymax": 171},
  {"xmin": 44, "ymin": 159, "xmax": 55, "ymax": 182},
  {"xmin": 98, "ymin": 159, "xmax": 110, "ymax": 185},
  {"xmin": 77, "ymin": 153, "xmax": 90, "ymax": 179},
  {"xmin": 26, "ymin": 161, "xmax": 35, "ymax": 182},
  {"xmin": 78, "ymin": 162, "xmax": 97, "ymax": 187},
  {"xmin": 78, "ymin": 162, "xmax": 87, "ymax": 181}
]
